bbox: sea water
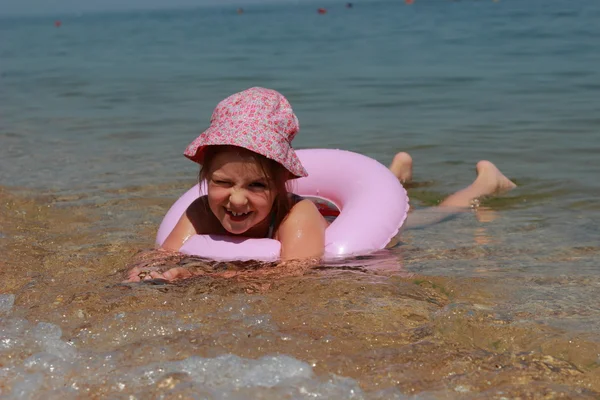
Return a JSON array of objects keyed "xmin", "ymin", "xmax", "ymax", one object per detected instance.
[{"xmin": 1, "ymin": 0, "xmax": 599, "ymax": 397}]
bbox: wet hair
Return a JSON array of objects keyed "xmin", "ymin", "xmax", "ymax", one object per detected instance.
[{"xmin": 198, "ymin": 145, "xmax": 293, "ymax": 233}]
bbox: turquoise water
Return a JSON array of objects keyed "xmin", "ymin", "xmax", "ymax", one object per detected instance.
[
  {"xmin": 1, "ymin": 0, "xmax": 600, "ymax": 397},
  {"xmin": 2, "ymin": 0, "xmax": 599, "ymax": 194}
]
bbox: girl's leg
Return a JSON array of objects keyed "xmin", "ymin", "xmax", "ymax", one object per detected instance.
[
  {"xmin": 437, "ymin": 160, "xmax": 516, "ymax": 208},
  {"xmin": 388, "ymin": 153, "xmax": 516, "ymax": 228}
]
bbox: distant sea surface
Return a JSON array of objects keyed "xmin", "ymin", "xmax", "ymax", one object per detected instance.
[
  {"xmin": 1, "ymin": 0, "xmax": 600, "ymax": 397},
  {"xmin": 2, "ymin": 0, "xmax": 599, "ymax": 194}
]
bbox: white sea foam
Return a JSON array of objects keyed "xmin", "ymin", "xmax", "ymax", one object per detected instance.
[
  {"xmin": 0, "ymin": 304, "xmax": 407, "ymax": 399},
  {"xmin": 72, "ymin": 309, "xmax": 200, "ymax": 347},
  {"xmin": 0, "ymin": 294, "xmax": 15, "ymax": 314}
]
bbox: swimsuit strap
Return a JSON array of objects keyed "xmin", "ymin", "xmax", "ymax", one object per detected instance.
[
  {"xmin": 290, "ymin": 193, "xmax": 304, "ymax": 204},
  {"xmin": 267, "ymin": 211, "xmax": 276, "ymax": 239}
]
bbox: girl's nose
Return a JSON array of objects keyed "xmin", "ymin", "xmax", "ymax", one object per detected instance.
[{"xmin": 229, "ymin": 189, "xmax": 248, "ymax": 207}]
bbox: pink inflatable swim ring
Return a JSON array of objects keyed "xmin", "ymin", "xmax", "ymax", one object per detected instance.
[{"xmin": 156, "ymin": 149, "xmax": 409, "ymax": 261}]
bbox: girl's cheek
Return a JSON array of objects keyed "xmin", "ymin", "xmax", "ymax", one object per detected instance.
[
  {"xmin": 208, "ymin": 187, "xmax": 226, "ymax": 200},
  {"xmin": 252, "ymin": 191, "xmax": 272, "ymax": 205}
]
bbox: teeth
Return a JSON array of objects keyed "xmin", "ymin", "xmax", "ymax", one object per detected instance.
[{"xmin": 230, "ymin": 210, "xmax": 249, "ymax": 217}]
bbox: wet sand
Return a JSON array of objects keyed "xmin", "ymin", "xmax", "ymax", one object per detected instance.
[{"xmin": 1, "ymin": 185, "xmax": 599, "ymax": 398}]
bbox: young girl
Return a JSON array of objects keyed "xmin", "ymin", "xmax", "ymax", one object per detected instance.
[{"xmin": 125, "ymin": 87, "xmax": 516, "ymax": 282}]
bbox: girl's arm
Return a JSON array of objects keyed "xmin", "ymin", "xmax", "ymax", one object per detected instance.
[
  {"xmin": 124, "ymin": 199, "xmax": 326, "ymax": 283},
  {"xmin": 161, "ymin": 212, "xmax": 196, "ymax": 251},
  {"xmin": 161, "ymin": 197, "xmax": 208, "ymax": 251},
  {"xmin": 163, "ymin": 198, "xmax": 327, "ymax": 259},
  {"xmin": 124, "ymin": 198, "xmax": 207, "ymax": 283},
  {"xmin": 276, "ymin": 199, "xmax": 326, "ymax": 260}
]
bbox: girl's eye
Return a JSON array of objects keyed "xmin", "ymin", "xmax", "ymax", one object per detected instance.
[
  {"xmin": 213, "ymin": 180, "xmax": 231, "ymax": 186},
  {"xmin": 249, "ymin": 182, "xmax": 267, "ymax": 189}
]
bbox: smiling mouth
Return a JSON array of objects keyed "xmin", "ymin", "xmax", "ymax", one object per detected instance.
[{"xmin": 224, "ymin": 208, "xmax": 252, "ymax": 221}]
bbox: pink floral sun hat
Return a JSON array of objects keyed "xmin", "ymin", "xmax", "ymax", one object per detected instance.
[{"xmin": 184, "ymin": 87, "xmax": 308, "ymax": 178}]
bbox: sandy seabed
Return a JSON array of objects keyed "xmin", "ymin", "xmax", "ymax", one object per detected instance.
[{"xmin": 1, "ymin": 185, "xmax": 599, "ymax": 399}]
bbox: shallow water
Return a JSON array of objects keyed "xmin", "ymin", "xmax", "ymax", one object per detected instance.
[
  {"xmin": 1, "ymin": 184, "xmax": 599, "ymax": 398},
  {"xmin": 1, "ymin": 0, "xmax": 600, "ymax": 397}
]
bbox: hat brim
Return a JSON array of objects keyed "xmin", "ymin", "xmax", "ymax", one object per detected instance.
[{"xmin": 184, "ymin": 122, "xmax": 308, "ymax": 179}]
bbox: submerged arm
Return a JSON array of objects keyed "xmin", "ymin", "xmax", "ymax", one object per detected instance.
[
  {"xmin": 124, "ymin": 199, "xmax": 326, "ymax": 283},
  {"xmin": 123, "ymin": 198, "xmax": 207, "ymax": 283}
]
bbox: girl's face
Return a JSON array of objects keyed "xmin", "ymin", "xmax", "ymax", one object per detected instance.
[{"xmin": 206, "ymin": 150, "xmax": 277, "ymax": 236}]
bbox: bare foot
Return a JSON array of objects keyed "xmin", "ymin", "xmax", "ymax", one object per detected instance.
[
  {"xmin": 437, "ymin": 161, "xmax": 516, "ymax": 209},
  {"xmin": 473, "ymin": 160, "xmax": 517, "ymax": 195},
  {"xmin": 389, "ymin": 152, "xmax": 413, "ymax": 183}
]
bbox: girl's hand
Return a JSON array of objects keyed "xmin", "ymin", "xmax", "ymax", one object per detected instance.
[
  {"xmin": 123, "ymin": 266, "xmax": 195, "ymax": 283},
  {"xmin": 122, "ymin": 249, "xmax": 189, "ymax": 283}
]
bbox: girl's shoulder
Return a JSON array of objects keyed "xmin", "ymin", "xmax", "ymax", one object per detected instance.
[
  {"xmin": 290, "ymin": 198, "xmax": 322, "ymax": 215},
  {"xmin": 283, "ymin": 194, "xmax": 324, "ymax": 223},
  {"xmin": 276, "ymin": 197, "xmax": 329, "ymax": 238},
  {"xmin": 275, "ymin": 197, "xmax": 328, "ymax": 258}
]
